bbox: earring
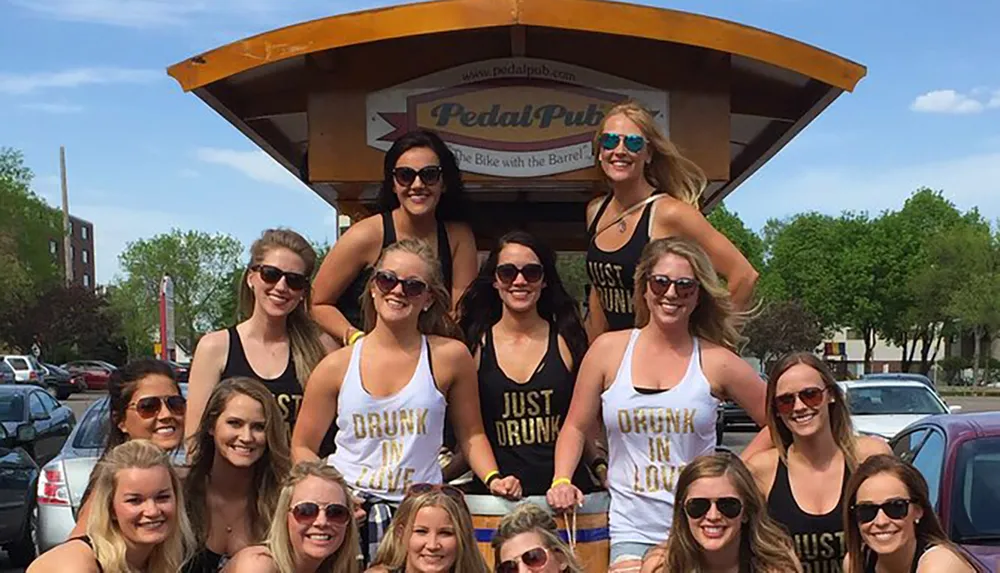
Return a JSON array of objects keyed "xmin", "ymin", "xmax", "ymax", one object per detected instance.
[{"xmin": 915, "ymin": 518, "xmax": 920, "ymax": 524}]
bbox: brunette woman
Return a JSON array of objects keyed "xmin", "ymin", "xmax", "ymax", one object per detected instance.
[
  {"xmin": 366, "ymin": 484, "xmax": 489, "ymax": 573},
  {"xmin": 223, "ymin": 461, "xmax": 361, "ymax": 573},
  {"xmin": 843, "ymin": 455, "xmax": 974, "ymax": 573},
  {"xmin": 585, "ymin": 101, "xmax": 757, "ymax": 340},
  {"xmin": 187, "ymin": 229, "xmax": 333, "ymax": 449},
  {"xmin": 492, "ymin": 503, "xmax": 584, "ymax": 573},
  {"xmin": 641, "ymin": 453, "xmax": 801, "ymax": 573},
  {"xmin": 68, "ymin": 358, "xmax": 187, "ymax": 538},
  {"xmin": 184, "ymin": 377, "xmax": 292, "ymax": 573},
  {"xmin": 30, "ymin": 440, "xmax": 195, "ymax": 573},
  {"xmin": 549, "ymin": 237, "xmax": 770, "ymax": 571},
  {"xmin": 747, "ymin": 353, "xmax": 890, "ymax": 572},
  {"xmin": 311, "ymin": 129, "xmax": 477, "ymax": 346},
  {"xmin": 292, "ymin": 239, "xmax": 520, "ymax": 564}
]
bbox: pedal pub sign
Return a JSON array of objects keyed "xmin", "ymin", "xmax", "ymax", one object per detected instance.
[{"xmin": 366, "ymin": 58, "xmax": 669, "ymax": 178}]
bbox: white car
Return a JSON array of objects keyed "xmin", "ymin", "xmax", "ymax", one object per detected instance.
[
  {"xmin": 837, "ymin": 380, "xmax": 959, "ymax": 440},
  {"xmin": 2, "ymin": 355, "xmax": 44, "ymax": 385}
]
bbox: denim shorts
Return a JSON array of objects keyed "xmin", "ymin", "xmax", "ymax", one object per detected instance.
[{"xmin": 609, "ymin": 541, "xmax": 657, "ymax": 564}]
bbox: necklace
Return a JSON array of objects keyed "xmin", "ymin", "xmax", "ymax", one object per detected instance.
[{"xmin": 617, "ymin": 218, "xmax": 628, "ymax": 233}]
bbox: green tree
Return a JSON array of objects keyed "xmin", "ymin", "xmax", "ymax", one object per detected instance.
[
  {"xmin": 13, "ymin": 285, "xmax": 127, "ymax": 365},
  {"xmin": 743, "ymin": 299, "xmax": 823, "ymax": 369},
  {"xmin": 708, "ymin": 203, "xmax": 765, "ymax": 270},
  {"xmin": 111, "ymin": 230, "xmax": 243, "ymax": 357},
  {"xmin": 556, "ymin": 251, "xmax": 588, "ymax": 307}
]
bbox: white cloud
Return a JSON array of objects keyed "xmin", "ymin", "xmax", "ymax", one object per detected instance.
[
  {"xmin": 989, "ymin": 90, "xmax": 1000, "ymax": 110},
  {"xmin": 19, "ymin": 102, "xmax": 84, "ymax": 114},
  {"xmin": 196, "ymin": 147, "xmax": 307, "ymax": 191},
  {"xmin": 0, "ymin": 67, "xmax": 159, "ymax": 95},
  {"xmin": 910, "ymin": 89, "xmax": 992, "ymax": 114}
]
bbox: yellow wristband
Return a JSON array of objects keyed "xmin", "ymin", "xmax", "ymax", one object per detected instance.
[
  {"xmin": 348, "ymin": 331, "xmax": 364, "ymax": 345},
  {"xmin": 551, "ymin": 477, "xmax": 572, "ymax": 488},
  {"xmin": 484, "ymin": 470, "xmax": 500, "ymax": 485}
]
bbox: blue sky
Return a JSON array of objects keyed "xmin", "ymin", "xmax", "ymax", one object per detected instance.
[{"xmin": 2, "ymin": 0, "xmax": 998, "ymax": 285}]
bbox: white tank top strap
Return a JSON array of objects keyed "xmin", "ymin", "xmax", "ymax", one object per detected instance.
[{"xmin": 605, "ymin": 329, "xmax": 641, "ymax": 396}]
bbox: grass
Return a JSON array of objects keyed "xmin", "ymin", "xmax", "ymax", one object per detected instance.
[{"xmin": 936, "ymin": 385, "xmax": 1000, "ymax": 397}]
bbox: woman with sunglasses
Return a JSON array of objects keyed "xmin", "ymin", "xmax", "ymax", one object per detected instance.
[
  {"xmin": 746, "ymin": 353, "xmax": 890, "ymax": 573},
  {"xmin": 67, "ymin": 358, "xmax": 187, "ymax": 539},
  {"xmin": 184, "ymin": 378, "xmax": 292, "ymax": 573},
  {"xmin": 367, "ymin": 483, "xmax": 489, "ymax": 573},
  {"xmin": 187, "ymin": 229, "xmax": 333, "ymax": 452},
  {"xmin": 585, "ymin": 100, "xmax": 757, "ymax": 341},
  {"xmin": 452, "ymin": 230, "xmax": 599, "ymax": 495},
  {"xmin": 550, "ymin": 237, "xmax": 770, "ymax": 572},
  {"xmin": 491, "ymin": 503, "xmax": 584, "ymax": 573},
  {"xmin": 293, "ymin": 239, "xmax": 520, "ymax": 564},
  {"xmin": 311, "ymin": 129, "xmax": 477, "ymax": 348},
  {"xmin": 224, "ymin": 461, "xmax": 361, "ymax": 573},
  {"xmin": 641, "ymin": 453, "xmax": 801, "ymax": 573},
  {"xmin": 842, "ymin": 455, "xmax": 973, "ymax": 573}
]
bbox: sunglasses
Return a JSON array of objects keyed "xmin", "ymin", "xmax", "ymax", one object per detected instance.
[
  {"xmin": 393, "ymin": 165, "xmax": 443, "ymax": 187},
  {"xmin": 599, "ymin": 132, "xmax": 646, "ymax": 153},
  {"xmin": 684, "ymin": 497, "xmax": 743, "ymax": 520},
  {"xmin": 647, "ymin": 274, "xmax": 699, "ymax": 297},
  {"xmin": 495, "ymin": 263, "xmax": 544, "ymax": 285},
  {"xmin": 290, "ymin": 501, "xmax": 351, "ymax": 525},
  {"xmin": 497, "ymin": 547, "xmax": 549, "ymax": 573},
  {"xmin": 374, "ymin": 270, "xmax": 428, "ymax": 298},
  {"xmin": 852, "ymin": 498, "xmax": 912, "ymax": 523},
  {"xmin": 406, "ymin": 483, "xmax": 466, "ymax": 506},
  {"xmin": 129, "ymin": 395, "xmax": 186, "ymax": 418},
  {"xmin": 252, "ymin": 264, "xmax": 309, "ymax": 291},
  {"xmin": 773, "ymin": 386, "xmax": 828, "ymax": 415}
]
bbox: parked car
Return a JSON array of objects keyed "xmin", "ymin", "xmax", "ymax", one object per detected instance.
[
  {"xmin": 0, "ymin": 361, "xmax": 15, "ymax": 385},
  {"xmin": 60, "ymin": 360, "xmax": 116, "ymax": 391},
  {"xmin": 862, "ymin": 372, "xmax": 936, "ymax": 391},
  {"xmin": 166, "ymin": 360, "xmax": 190, "ymax": 384},
  {"xmin": 0, "ymin": 385, "xmax": 76, "ymax": 466},
  {"xmin": 890, "ymin": 412, "xmax": 1000, "ymax": 572},
  {"xmin": 838, "ymin": 379, "xmax": 954, "ymax": 440},
  {"xmin": 40, "ymin": 362, "xmax": 86, "ymax": 400},
  {"xmin": 2, "ymin": 355, "xmax": 44, "ymax": 385},
  {"xmin": 0, "ymin": 420, "xmax": 41, "ymax": 567}
]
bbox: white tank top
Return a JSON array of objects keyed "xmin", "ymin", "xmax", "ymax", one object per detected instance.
[
  {"xmin": 328, "ymin": 336, "xmax": 446, "ymax": 502},
  {"xmin": 601, "ymin": 329, "xmax": 720, "ymax": 545}
]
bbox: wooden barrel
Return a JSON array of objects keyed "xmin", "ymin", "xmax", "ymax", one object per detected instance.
[{"xmin": 466, "ymin": 493, "xmax": 610, "ymax": 572}]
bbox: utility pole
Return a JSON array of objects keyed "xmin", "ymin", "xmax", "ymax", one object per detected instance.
[{"xmin": 60, "ymin": 146, "xmax": 72, "ymax": 285}]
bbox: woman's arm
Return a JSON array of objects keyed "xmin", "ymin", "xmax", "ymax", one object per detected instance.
[
  {"xmin": 290, "ymin": 350, "xmax": 348, "ymax": 463},
  {"xmin": 310, "ymin": 218, "xmax": 379, "ymax": 343},
  {"xmin": 447, "ymin": 222, "xmax": 478, "ymax": 314},
  {"xmin": 27, "ymin": 543, "xmax": 100, "ymax": 573},
  {"xmin": 222, "ymin": 547, "xmax": 279, "ymax": 573},
  {"xmin": 583, "ymin": 287, "xmax": 608, "ymax": 344},
  {"xmin": 710, "ymin": 349, "xmax": 772, "ymax": 460},
  {"xmin": 184, "ymin": 329, "xmax": 228, "ymax": 444},
  {"xmin": 656, "ymin": 201, "xmax": 759, "ymax": 310}
]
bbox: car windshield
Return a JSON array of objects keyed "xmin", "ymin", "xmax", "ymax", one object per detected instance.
[
  {"xmin": 952, "ymin": 437, "xmax": 1000, "ymax": 544},
  {"xmin": 72, "ymin": 398, "xmax": 111, "ymax": 450},
  {"xmin": 846, "ymin": 386, "xmax": 946, "ymax": 415},
  {"xmin": 6, "ymin": 358, "xmax": 29, "ymax": 371},
  {"xmin": 0, "ymin": 395, "xmax": 24, "ymax": 422}
]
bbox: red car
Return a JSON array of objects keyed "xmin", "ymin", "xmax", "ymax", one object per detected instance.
[
  {"xmin": 891, "ymin": 412, "xmax": 1000, "ymax": 573},
  {"xmin": 59, "ymin": 361, "xmax": 116, "ymax": 391}
]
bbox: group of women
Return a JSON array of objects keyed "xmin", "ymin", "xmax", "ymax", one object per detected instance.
[{"xmin": 25, "ymin": 100, "xmax": 978, "ymax": 573}]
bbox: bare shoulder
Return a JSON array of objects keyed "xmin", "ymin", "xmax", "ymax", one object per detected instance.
[
  {"xmin": 365, "ymin": 567, "xmax": 391, "ymax": 573},
  {"xmin": 745, "ymin": 448, "xmax": 780, "ymax": 490},
  {"xmin": 28, "ymin": 542, "xmax": 99, "ymax": 573},
  {"xmin": 444, "ymin": 220, "xmax": 475, "ymax": 243},
  {"xmin": 856, "ymin": 435, "xmax": 893, "ymax": 460},
  {"xmin": 589, "ymin": 329, "xmax": 632, "ymax": 359},
  {"xmin": 916, "ymin": 546, "xmax": 975, "ymax": 573},
  {"xmin": 428, "ymin": 335, "xmax": 474, "ymax": 364},
  {"xmin": 651, "ymin": 194, "xmax": 694, "ymax": 223},
  {"xmin": 701, "ymin": 341, "xmax": 757, "ymax": 380},
  {"xmin": 194, "ymin": 329, "xmax": 230, "ymax": 359},
  {"xmin": 586, "ymin": 194, "xmax": 608, "ymax": 226},
  {"xmin": 223, "ymin": 546, "xmax": 278, "ymax": 573},
  {"xmin": 310, "ymin": 345, "xmax": 354, "ymax": 387},
  {"xmin": 334, "ymin": 212, "xmax": 383, "ymax": 251}
]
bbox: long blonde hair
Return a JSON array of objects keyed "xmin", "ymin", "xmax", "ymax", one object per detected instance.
[
  {"xmin": 371, "ymin": 489, "xmax": 488, "ymax": 573},
  {"xmin": 265, "ymin": 461, "xmax": 361, "ymax": 573},
  {"xmin": 184, "ymin": 377, "xmax": 291, "ymax": 545},
  {"xmin": 633, "ymin": 237, "xmax": 746, "ymax": 350},
  {"xmin": 594, "ymin": 100, "xmax": 707, "ymax": 206},
  {"xmin": 766, "ymin": 352, "xmax": 859, "ymax": 469},
  {"xmin": 239, "ymin": 228, "xmax": 327, "ymax": 387},
  {"xmin": 656, "ymin": 453, "xmax": 801, "ymax": 573},
  {"xmin": 86, "ymin": 440, "xmax": 195, "ymax": 573},
  {"xmin": 360, "ymin": 238, "xmax": 463, "ymax": 340},
  {"xmin": 490, "ymin": 503, "xmax": 583, "ymax": 573}
]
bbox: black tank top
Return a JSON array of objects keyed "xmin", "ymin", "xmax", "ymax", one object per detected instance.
[
  {"xmin": 182, "ymin": 548, "xmax": 227, "ymax": 573},
  {"xmin": 767, "ymin": 458, "xmax": 850, "ymax": 572},
  {"xmin": 335, "ymin": 211, "xmax": 454, "ymax": 329},
  {"xmin": 65, "ymin": 536, "xmax": 104, "ymax": 573},
  {"xmin": 864, "ymin": 539, "xmax": 931, "ymax": 573},
  {"xmin": 586, "ymin": 194, "xmax": 655, "ymax": 332},
  {"xmin": 473, "ymin": 324, "xmax": 592, "ymax": 495}
]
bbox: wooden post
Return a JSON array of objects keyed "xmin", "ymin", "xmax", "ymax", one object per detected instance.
[{"xmin": 60, "ymin": 146, "xmax": 72, "ymax": 285}]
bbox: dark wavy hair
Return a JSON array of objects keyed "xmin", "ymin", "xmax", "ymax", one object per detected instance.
[
  {"xmin": 376, "ymin": 129, "xmax": 466, "ymax": 221},
  {"xmin": 457, "ymin": 230, "xmax": 588, "ymax": 371},
  {"xmin": 107, "ymin": 358, "xmax": 179, "ymax": 452}
]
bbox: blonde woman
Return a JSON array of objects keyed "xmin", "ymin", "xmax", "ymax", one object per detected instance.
[
  {"xmin": 585, "ymin": 100, "xmax": 757, "ymax": 339},
  {"xmin": 746, "ymin": 353, "xmax": 890, "ymax": 572},
  {"xmin": 366, "ymin": 484, "xmax": 489, "ymax": 573},
  {"xmin": 223, "ymin": 461, "xmax": 361, "ymax": 573},
  {"xmin": 29, "ymin": 440, "xmax": 195, "ymax": 573},
  {"xmin": 843, "ymin": 455, "xmax": 974, "ymax": 573},
  {"xmin": 184, "ymin": 378, "xmax": 293, "ymax": 572},
  {"xmin": 642, "ymin": 453, "xmax": 801, "ymax": 573},
  {"xmin": 492, "ymin": 503, "xmax": 584, "ymax": 573},
  {"xmin": 549, "ymin": 237, "xmax": 770, "ymax": 571}
]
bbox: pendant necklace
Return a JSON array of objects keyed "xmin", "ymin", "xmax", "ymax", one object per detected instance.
[{"xmin": 617, "ymin": 218, "xmax": 628, "ymax": 233}]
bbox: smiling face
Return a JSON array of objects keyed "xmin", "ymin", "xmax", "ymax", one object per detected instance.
[
  {"xmin": 394, "ymin": 147, "xmax": 444, "ymax": 217},
  {"xmin": 249, "ymin": 247, "xmax": 308, "ymax": 318},
  {"xmin": 855, "ymin": 472, "xmax": 922, "ymax": 556},
  {"xmin": 684, "ymin": 475, "xmax": 744, "ymax": 554},
  {"xmin": 773, "ymin": 363, "xmax": 834, "ymax": 440},
  {"xmin": 287, "ymin": 476, "xmax": 349, "ymax": 564},
  {"xmin": 643, "ymin": 253, "xmax": 699, "ymax": 329},
  {"xmin": 212, "ymin": 393, "xmax": 267, "ymax": 468},
  {"xmin": 493, "ymin": 243, "xmax": 546, "ymax": 315},
  {"xmin": 112, "ymin": 466, "xmax": 177, "ymax": 547},
  {"xmin": 406, "ymin": 505, "xmax": 459, "ymax": 573},
  {"xmin": 371, "ymin": 250, "xmax": 434, "ymax": 327},
  {"xmin": 598, "ymin": 113, "xmax": 652, "ymax": 185},
  {"xmin": 117, "ymin": 374, "xmax": 183, "ymax": 450},
  {"xmin": 498, "ymin": 531, "xmax": 561, "ymax": 573}
]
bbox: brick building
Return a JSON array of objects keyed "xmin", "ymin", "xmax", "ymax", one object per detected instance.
[{"xmin": 48, "ymin": 215, "xmax": 95, "ymax": 289}]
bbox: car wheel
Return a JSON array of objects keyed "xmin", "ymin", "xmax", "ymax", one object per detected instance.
[{"xmin": 5, "ymin": 501, "xmax": 37, "ymax": 567}]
